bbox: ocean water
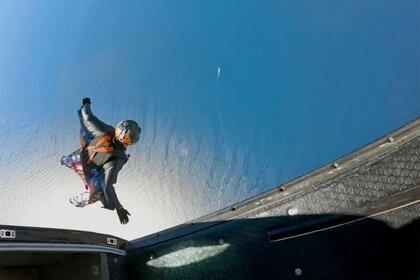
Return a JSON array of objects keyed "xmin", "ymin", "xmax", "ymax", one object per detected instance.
[{"xmin": 0, "ymin": 1, "xmax": 419, "ymax": 240}]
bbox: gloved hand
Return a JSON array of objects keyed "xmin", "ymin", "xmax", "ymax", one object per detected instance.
[
  {"xmin": 117, "ymin": 207, "xmax": 131, "ymax": 224},
  {"xmin": 82, "ymin": 97, "xmax": 91, "ymax": 105}
]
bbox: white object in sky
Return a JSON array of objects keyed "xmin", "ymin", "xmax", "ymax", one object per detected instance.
[{"xmin": 217, "ymin": 67, "xmax": 221, "ymax": 81}]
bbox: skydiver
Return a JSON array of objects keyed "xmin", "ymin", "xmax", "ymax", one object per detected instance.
[{"xmin": 61, "ymin": 97, "xmax": 141, "ymax": 224}]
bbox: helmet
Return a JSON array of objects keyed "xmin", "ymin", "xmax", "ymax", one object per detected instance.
[{"xmin": 115, "ymin": 120, "xmax": 141, "ymax": 145}]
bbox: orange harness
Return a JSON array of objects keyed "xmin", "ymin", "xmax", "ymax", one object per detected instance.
[{"xmin": 82, "ymin": 135, "xmax": 114, "ymax": 164}]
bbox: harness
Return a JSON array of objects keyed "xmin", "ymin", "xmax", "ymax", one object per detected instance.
[{"xmin": 82, "ymin": 134, "xmax": 114, "ymax": 164}]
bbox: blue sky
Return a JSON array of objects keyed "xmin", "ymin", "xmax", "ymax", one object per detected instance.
[{"xmin": 0, "ymin": 1, "xmax": 419, "ymax": 238}]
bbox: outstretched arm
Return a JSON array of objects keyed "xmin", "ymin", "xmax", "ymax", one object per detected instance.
[
  {"xmin": 78, "ymin": 98, "xmax": 114, "ymax": 138},
  {"xmin": 100, "ymin": 159, "xmax": 131, "ymax": 224}
]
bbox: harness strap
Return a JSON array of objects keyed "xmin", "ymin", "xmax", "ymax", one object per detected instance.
[{"xmin": 85, "ymin": 135, "xmax": 114, "ymax": 164}]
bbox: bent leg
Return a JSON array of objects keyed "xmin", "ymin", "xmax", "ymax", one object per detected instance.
[
  {"xmin": 86, "ymin": 170, "xmax": 103, "ymax": 204},
  {"xmin": 61, "ymin": 152, "xmax": 89, "ymax": 190},
  {"xmin": 69, "ymin": 173, "xmax": 102, "ymax": 208}
]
